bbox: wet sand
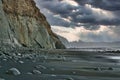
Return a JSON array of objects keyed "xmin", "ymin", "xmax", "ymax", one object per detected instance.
[{"xmin": 0, "ymin": 49, "xmax": 120, "ymax": 80}]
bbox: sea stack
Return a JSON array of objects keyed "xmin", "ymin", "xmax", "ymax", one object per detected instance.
[{"xmin": 0, "ymin": 0, "xmax": 65, "ymax": 49}]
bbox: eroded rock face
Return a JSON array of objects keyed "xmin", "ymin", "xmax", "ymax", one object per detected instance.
[{"xmin": 0, "ymin": 0, "xmax": 65, "ymax": 49}]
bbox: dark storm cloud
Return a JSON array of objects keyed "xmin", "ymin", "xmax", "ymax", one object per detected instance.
[
  {"xmin": 74, "ymin": 0, "xmax": 120, "ymax": 11},
  {"xmin": 34, "ymin": 0, "xmax": 120, "ymax": 42},
  {"xmin": 35, "ymin": 0, "xmax": 77, "ymax": 14},
  {"xmin": 35, "ymin": 0, "xmax": 78, "ymax": 27},
  {"xmin": 35, "ymin": 0, "xmax": 120, "ymax": 28},
  {"xmin": 89, "ymin": 0, "xmax": 120, "ymax": 11}
]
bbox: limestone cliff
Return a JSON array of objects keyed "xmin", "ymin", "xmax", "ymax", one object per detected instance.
[{"xmin": 0, "ymin": 0, "xmax": 65, "ymax": 49}]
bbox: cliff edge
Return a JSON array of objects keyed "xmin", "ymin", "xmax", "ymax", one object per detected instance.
[{"xmin": 0, "ymin": 0, "xmax": 65, "ymax": 49}]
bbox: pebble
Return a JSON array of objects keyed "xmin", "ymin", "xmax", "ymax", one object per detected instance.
[
  {"xmin": 32, "ymin": 70, "xmax": 42, "ymax": 74},
  {"xmin": 6, "ymin": 68, "xmax": 21, "ymax": 75},
  {"xmin": 18, "ymin": 61, "xmax": 24, "ymax": 64},
  {"xmin": 94, "ymin": 67, "xmax": 101, "ymax": 71},
  {"xmin": 57, "ymin": 55, "xmax": 61, "ymax": 58},
  {"xmin": 66, "ymin": 77, "xmax": 74, "ymax": 80},
  {"xmin": 72, "ymin": 71, "xmax": 76, "ymax": 74},
  {"xmin": 26, "ymin": 72, "xmax": 33, "ymax": 75},
  {"xmin": 2, "ymin": 59, "xmax": 7, "ymax": 61},
  {"xmin": 17, "ymin": 53, "xmax": 21, "ymax": 56},
  {"xmin": 72, "ymin": 60, "xmax": 77, "ymax": 62},
  {"xmin": 51, "ymin": 74, "xmax": 57, "ymax": 77},
  {"xmin": 108, "ymin": 67, "xmax": 113, "ymax": 70},
  {"xmin": 35, "ymin": 65, "xmax": 46, "ymax": 69},
  {"xmin": 25, "ymin": 56, "xmax": 33, "ymax": 60}
]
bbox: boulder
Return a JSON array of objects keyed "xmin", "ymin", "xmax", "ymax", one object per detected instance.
[
  {"xmin": 6, "ymin": 68, "xmax": 21, "ymax": 75},
  {"xmin": 32, "ymin": 70, "xmax": 41, "ymax": 74}
]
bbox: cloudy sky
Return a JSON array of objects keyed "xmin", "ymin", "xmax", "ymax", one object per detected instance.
[{"xmin": 34, "ymin": 0, "xmax": 120, "ymax": 42}]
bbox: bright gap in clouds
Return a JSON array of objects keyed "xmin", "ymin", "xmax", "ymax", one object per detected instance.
[
  {"xmin": 85, "ymin": 4, "xmax": 116, "ymax": 20},
  {"xmin": 34, "ymin": 0, "xmax": 120, "ymax": 42},
  {"xmin": 50, "ymin": 4, "xmax": 118, "ymax": 42},
  {"xmin": 61, "ymin": 0, "xmax": 79, "ymax": 7},
  {"xmin": 51, "ymin": 25, "xmax": 118, "ymax": 42}
]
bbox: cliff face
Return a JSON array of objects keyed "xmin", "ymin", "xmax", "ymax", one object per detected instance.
[{"xmin": 0, "ymin": 0, "xmax": 65, "ymax": 49}]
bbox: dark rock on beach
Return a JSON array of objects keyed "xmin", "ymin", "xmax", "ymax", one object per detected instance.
[
  {"xmin": 32, "ymin": 70, "xmax": 42, "ymax": 74},
  {"xmin": 6, "ymin": 68, "xmax": 21, "ymax": 76}
]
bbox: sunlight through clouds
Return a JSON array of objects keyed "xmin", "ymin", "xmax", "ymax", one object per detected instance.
[
  {"xmin": 61, "ymin": 0, "xmax": 79, "ymax": 7},
  {"xmin": 34, "ymin": 0, "xmax": 120, "ymax": 42},
  {"xmin": 85, "ymin": 4, "xmax": 116, "ymax": 20},
  {"xmin": 52, "ymin": 25, "xmax": 118, "ymax": 42}
]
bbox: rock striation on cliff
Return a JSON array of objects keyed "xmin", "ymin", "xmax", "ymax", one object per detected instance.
[{"xmin": 0, "ymin": 0, "xmax": 65, "ymax": 49}]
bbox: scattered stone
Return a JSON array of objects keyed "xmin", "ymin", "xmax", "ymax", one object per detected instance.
[
  {"xmin": 17, "ymin": 53, "xmax": 21, "ymax": 56},
  {"xmin": 57, "ymin": 55, "xmax": 61, "ymax": 58},
  {"xmin": 35, "ymin": 65, "xmax": 46, "ymax": 69},
  {"xmin": 26, "ymin": 72, "xmax": 33, "ymax": 75},
  {"xmin": 6, "ymin": 68, "xmax": 21, "ymax": 75},
  {"xmin": 72, "ymin": 71, "xmax": 76, "ymax": 74},
  {"xmin": 108, "ymin": 67, "xmax": 113, "ymax": 70},
  {"xmin": 32, "ymin": 70, "xmax": 41, "ymax": 74},
  {"xmin": 51, "ymin": 74, "xmax": 57, "ymax": 77},
  {"xmin": 26, "ymin": 56, "xmax": 33, "ymax": 60},
  {"xmin": 2, "ymin": 59, "xmax": 7, "ymax": 61},
  {"xmin": 72, "ymin": 60, "xmax": 77, "ymax": 63},
  {"xmin": 18, "ymin": 61, "xmax": 24, "ymax": 64},
  {"xmin": 94, "ymin": 67, "xmax": 101, "ymax": 71},
  {"xmin": 66, "ymin": 77, "xmax": 74, "ymax": 80}
]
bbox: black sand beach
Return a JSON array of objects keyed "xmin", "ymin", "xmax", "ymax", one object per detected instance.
[{"xmin": 0, "ymin": 48, "xmax": 120, "ymax": 80}]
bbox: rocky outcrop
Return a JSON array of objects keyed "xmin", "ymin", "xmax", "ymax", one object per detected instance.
[{"xmin": 0, "ymin": 0, "xmax": 65, "ymax": 49}]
